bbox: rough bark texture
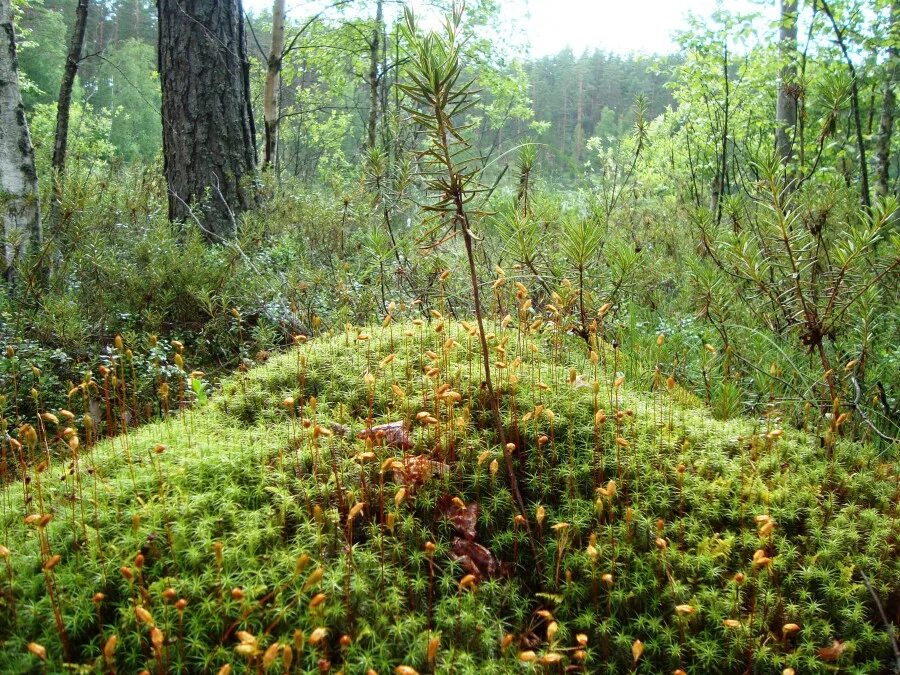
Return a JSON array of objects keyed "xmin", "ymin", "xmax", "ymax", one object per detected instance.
[
  {"xmin": 157, "ymin": 0, "xmax": 257, "ymax": 241},
  {"xmin": 0, "ymin": 0, "xmax": 41, "ymax": 279},
  {"xmin": 776, "ymin": 0, "xmax": 798, "ymax": 166},
  {"xmin": 875, "ymin": 0, "xmax": 899, "ymax": 197},
  {"xmin": 52, "ymin": 0, "xmax": 89, "ymax": 180},
  {"xmin": 262, "ymin": 0, "xmax": 285, "ymax": 169}
]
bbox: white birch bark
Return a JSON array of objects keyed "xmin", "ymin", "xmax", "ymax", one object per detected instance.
[{"xmin": 0, "ymin": 0, "xmax": 41, "ymax": 278}]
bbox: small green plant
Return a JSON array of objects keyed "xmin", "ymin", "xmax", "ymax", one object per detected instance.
[{"xmin": 399, "ymin": 2, "xmax": 532, "ymax": 545}]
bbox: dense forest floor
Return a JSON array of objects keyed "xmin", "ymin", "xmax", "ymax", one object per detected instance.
[{"xmin": 1, "ymin": 320, "xmax": 897, "ymax": 673}]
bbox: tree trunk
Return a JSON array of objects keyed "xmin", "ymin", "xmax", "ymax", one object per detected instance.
[
  {"xmin": 366, "ymin": 0, "xmax": 383, "ymax": 150},
  {"xmin": 875, "ymin": 0, "xmax": 899, "ymax": 197},
  {"xmin": 50, "ymin": 0, "xmax": 89, "ymax": 227},
  {"xmin": 263, "ymin": 0, "xmax": 285, "ymax": 170},
  {"xmin": 134, "ymin": 0, "xmax": 141, "ymax": 37},
  {"xmin": 157, "ymin": 0, "xmax": 257, "ymax": 241},
  {"xmin": 560, "ymin": 80, "xmax": 567, "ymax": 159},
  {"xmin": 575, "ymin": 67, "xmax": 584, "ymax": 162},
  {"xmin": 380, "ymin": 14, "xmax": 388, "ymax": 130},
  {"xmin": 714, "ymin": 43, "xmax": 729, "ymax": 226},
  {"xmin": 775, "ymin": 0, "xmax": 798, "ymax": 166},
  {"xmin": 822, "ymin": 0, "xmax": 872, "ymax": 211},
  {"xmin": 0, "ymin": 0, "xmax": 41, "ymax": 279}
]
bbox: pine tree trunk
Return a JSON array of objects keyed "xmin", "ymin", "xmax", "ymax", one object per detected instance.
[
  {"xmin": 263, "ymin": 0, "xmax": 285, "ymax": 170},
  {"xmin": 775, "ymin": 0, "xmax": 798, "ymax": 166},
  {"xmin": 560, "ymin": 81, "xmax": 568, "ymax": 159},
  {"xmin": 875, "ymin": 0, "xmax": 899, "ymax": 197},
  {"xmin": 51, "ymin": 0, "xmax": 89, "ymax": 227},
  {"xmin": 157, "ymin": 0, "xmax": 257, "ymax": 241},
  {"xmin": 380, "ymin": 16, "xmax": 388, "ymax": 131},
  {"xmin": 0, "ymin": 0, "xmax": 41, "ymax": 279},
  {"xmin": 575, "ymin": 68, "xmax": 584, "ymax": 162}
]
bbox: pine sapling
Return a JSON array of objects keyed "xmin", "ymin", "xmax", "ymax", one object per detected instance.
[{"xmin": 398, "ymin": 2, "xmax": 535, "ymax": 555}]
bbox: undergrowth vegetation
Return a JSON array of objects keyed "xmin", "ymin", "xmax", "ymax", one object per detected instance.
[
  {"xmin": 1, "ymin": 318, "xmax": 898, "ymax": 672},
  {"xmin": 2, "ymin": 1, "xmax": 900, "ymax": 672}
]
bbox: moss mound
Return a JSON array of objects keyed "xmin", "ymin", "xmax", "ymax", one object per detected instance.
[{"xmin": 1, "ymin": 320, "xmax": 897, "ymax": 673}]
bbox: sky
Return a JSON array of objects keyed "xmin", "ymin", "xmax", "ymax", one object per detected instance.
[
  {"xmin": 518, "ymin": 0, "xmax": 735, "ymax": 56},
  {"xmin": 243, "ymin": 0, "xmax": 768, "ymax": 58}
]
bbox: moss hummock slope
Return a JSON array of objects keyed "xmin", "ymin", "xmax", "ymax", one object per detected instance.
[{"xmin": 1, "ymin": 320, "xmax": 897, "ymax": 673}]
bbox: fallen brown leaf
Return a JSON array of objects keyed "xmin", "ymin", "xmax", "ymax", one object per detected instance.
[{"xmin": 817, "ymin": 639, "xmax": 847, "ymax": 662}]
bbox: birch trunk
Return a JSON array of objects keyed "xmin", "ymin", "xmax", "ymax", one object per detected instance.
[
  {"xmin": 263, "ymin": 0, "xmax": 285, "ymax": 169},
  {"xmin": 0, "ymin": 0, "xmax": 41, "ymax": 279}
]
